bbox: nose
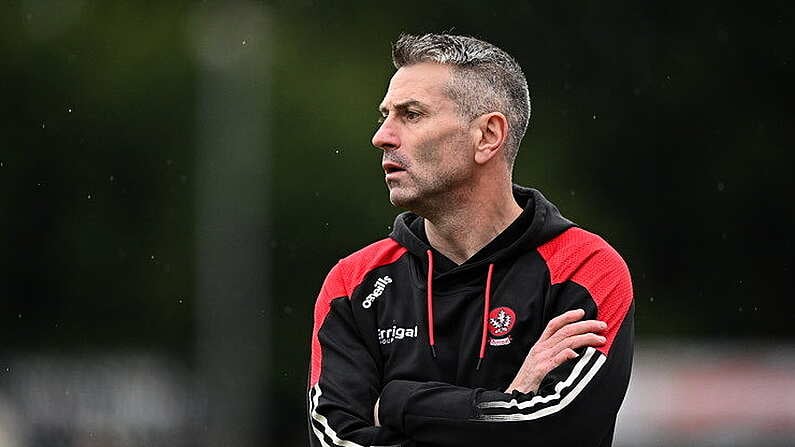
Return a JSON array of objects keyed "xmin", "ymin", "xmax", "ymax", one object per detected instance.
[{"xmin": 371, "ymin": 119, "xmax": 400, "ymax": 151}]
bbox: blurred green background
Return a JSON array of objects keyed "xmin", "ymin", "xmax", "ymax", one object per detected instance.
[{"xmin": 1, "ymin": 1, "xmax": 794, "ymax": 446}]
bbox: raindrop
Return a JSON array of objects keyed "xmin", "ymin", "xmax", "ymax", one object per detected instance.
[
  {"xmin": 109, "ymin": 175, "xmax": 115, "ymax": 182},
  {"xmin": 87, "ymin": 193, "xmax": 92, "ymax": 199},
  {"xmin": 242, "ymin": 40, "xmax": 247, "ymax": 46},
  {"xmin": 717, "ymin": 181, "xmax": 725, "ymax": 192},
  {"xmin": 649, "ymin": 297, "xmax": 654, "ymax": 303},
  {"xmin": 178, "ymin": 298, "xmax": 183, "ymax": 304},
  {"xmin": 67, "ymin": 107, "xmax": 72, "ymax": 113},
  {"xmin": 150, "ymin": 255, "xmax": 156, "ymax": 260},
  {"xmin": 592, "ymin": 114, "xmax": 597, "ymax": 120},
  {"xmin": 569, "ymin": 189, "xmax": 576, "ymax": 196},
  {"xmin": 18, "ymin": 314, "xmax": 22, "ymax": 319},
  {"xmin": 738, "ymin": 306, "xmax": 743, "ymax": 312},
  {"xmin": 41, "ymin": 122, "xmax": 46, "ymax": 129},
  {"xmin": 753, "ymin": 306, "xmax": 759, "ymax": 312},
  {"xmin": 334, "ymin": 149, "xmax": 340, "ymax": 155},
  {"xmin": 665, "ymin": 75, "xmax": 671, "ymax": 81}
]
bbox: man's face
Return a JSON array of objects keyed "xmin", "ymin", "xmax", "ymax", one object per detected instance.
[{"xmin": 372, "ymin": 63, "xmax": 475, "ymax": 211}]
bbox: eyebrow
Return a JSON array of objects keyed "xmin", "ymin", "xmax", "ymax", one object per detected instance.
[{"xmin": 378, "ymin": 99, "xmax": 427, "ymax": 115}]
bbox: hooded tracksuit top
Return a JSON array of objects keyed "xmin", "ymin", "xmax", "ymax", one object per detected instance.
[{"xmin": 308, "ymin": 186, "xmax": 634, "ymax": 447}]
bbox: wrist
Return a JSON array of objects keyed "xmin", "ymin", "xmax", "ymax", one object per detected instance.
[{"xmin": 506, "ymin": 373, "xmax": 540, "ymax": 394}]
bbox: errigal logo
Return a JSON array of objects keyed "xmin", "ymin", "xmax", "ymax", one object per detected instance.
[{"xmin": 378, "ymin": 324, "xmax": 418, "ymax": 345}]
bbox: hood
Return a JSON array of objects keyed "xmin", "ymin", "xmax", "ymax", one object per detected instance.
[
  {"xmin": 388, "ymin": 184, "xmax": 576, "ymax": 367},
  {"xmin": 389, "ymin": 185, "xmax": 575, "ymax": 276}
]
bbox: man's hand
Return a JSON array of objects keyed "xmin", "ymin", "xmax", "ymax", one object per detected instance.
[{"xmin": 505, "ymin": 309, "xmax": 606, "ymax": 394}]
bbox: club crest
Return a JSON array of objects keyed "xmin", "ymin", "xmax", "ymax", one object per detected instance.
[{"xmin": 488, "ymin": 307, "xmax": 516, "ymax": 343}]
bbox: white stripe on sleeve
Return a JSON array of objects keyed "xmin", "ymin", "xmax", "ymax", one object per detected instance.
[
  {"xmin": 309, "ymin": 384, "xmax": 367, "ymax": 447},
  {"xmin": 475, "ymin": 347, "xmax": 606, "ymax": 421}
]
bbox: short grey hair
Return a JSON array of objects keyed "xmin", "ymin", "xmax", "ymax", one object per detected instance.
[{"xmin": 392, "ymin": 33, "xmax": 531, "ymax": 164}]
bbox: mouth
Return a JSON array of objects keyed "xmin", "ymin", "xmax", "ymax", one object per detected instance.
[{"xmin": 382, "ymin": 162, "xmax": 406, "ymax": 175}]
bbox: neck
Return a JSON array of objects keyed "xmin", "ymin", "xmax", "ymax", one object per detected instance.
[{"xmin": 423, "ymin": 179, "xmax": 522, "ymax": 265}]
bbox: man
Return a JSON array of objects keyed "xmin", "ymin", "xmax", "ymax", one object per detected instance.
[{"xmin": 308, "ymin": 33, "xmax": 633, "ymax": 447}]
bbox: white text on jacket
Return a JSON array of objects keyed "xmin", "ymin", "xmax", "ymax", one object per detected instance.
[
  {"xmin": 378, "ymin": 325, "xmax": 418, "ymax": 344},
  {"xmin": 362, "ymin": 276, "xmax": 392, "ymax": 309}
]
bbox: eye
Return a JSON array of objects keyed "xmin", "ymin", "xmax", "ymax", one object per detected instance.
[{"xmin": 405, "ymin": 110, "xmax": 421, "ymax": 121}]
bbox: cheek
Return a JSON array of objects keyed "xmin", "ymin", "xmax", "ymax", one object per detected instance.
[
  {"xmin": 412, "ymin": 137, "xmax": 441, "ymax": 165},
  {"xmin": 414, "ymin": 130, "xmax": 459, "ymax": 166}
]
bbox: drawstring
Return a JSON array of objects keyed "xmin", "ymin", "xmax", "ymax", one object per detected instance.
[
  {"xmin": 476, "ymin": 263, "xmax": 494, "ymax": 370},
  {"xmin": 424, "ymin": 249, "xmax": 495, "ymax": 370},
  {"xmin": 426, "ymin": 250, "xmax": 437, "ymax": 358}
]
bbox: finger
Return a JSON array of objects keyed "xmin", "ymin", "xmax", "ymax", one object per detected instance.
[
  {"xmin": 548, "ymin": 348, "xmax": 579, "ymax": 370},
  {"xmin": 548, "ymin": 319, "xmax": 607, "ymax": 344},
  {"xmin": 552, "ymin": 333, "xmax": 606, "ymax": 353},
  {"xmin": 539, "ymin": 309, "xmax": 586, "ymax": 341}
]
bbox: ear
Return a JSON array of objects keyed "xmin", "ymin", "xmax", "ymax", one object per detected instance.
[{"xmin": 473, "ymin": 112, "xmax": 508, "ymax": 165}]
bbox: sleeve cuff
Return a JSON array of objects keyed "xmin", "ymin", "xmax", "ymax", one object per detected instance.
[
  {"xmin": 378, "ymin": 380, "xmax": 417, "ymax": 433},
  {"xmin": 378, "ymin": 380, "xmax": 479, "ymax": 434}
]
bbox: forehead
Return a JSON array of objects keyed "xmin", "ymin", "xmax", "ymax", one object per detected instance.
[{"xmin": 379, "ymin": 63, "xmax": 454, "ymax": 111}]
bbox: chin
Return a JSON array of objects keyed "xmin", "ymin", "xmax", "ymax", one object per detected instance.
[
  {"xmin": 388, "ymin": 192, "xmax": 410, "ymax": 208},
  {"xmin": 388, "ymin": 188, "xmax": 419, "ymax": 209}
]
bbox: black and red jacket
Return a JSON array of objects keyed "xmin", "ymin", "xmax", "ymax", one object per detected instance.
[{"xmin": 308, "ymin": 186, "xmax": 634, "ymax": 447}]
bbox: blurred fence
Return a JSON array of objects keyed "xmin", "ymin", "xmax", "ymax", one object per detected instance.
[
  {"xmin": 2, "ymin": 341, "xmax": 794, "ymax": 446},
  {"xmin": 0, "ymin": 353, "xmax": 199, "ymax": 447},
  {"xmin": 616, "ymin": 341, "xmax": 795, "ymax": 446}
]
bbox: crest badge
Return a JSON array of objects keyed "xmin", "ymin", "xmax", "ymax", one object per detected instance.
[{"xmin": 488, "ymin": 306, "xmax": 516, "ymax": 346}]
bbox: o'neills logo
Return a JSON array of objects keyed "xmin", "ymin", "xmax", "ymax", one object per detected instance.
[
  {"xmin": 488, "ymin": 306, "xmax": 516, "ymax": 346},
  {"xmin": 362, "ymin": 276, "xmax": 392, "ymax": 309},
  {"xmin": 378, "ymin": 324, "xmax": 418, "ymax": 345}
]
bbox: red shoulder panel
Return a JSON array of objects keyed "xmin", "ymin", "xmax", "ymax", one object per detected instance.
[
  {"xmin": 337, "ymin": 238, "xmax": 407, "ymax": 297},
  {"xmin": 309, "ymin": 238, "xmax": 407, "ymax": 387},
  {"xmin": 537, "ymin": 227, "xmax": 633, "ymax": 355}
]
